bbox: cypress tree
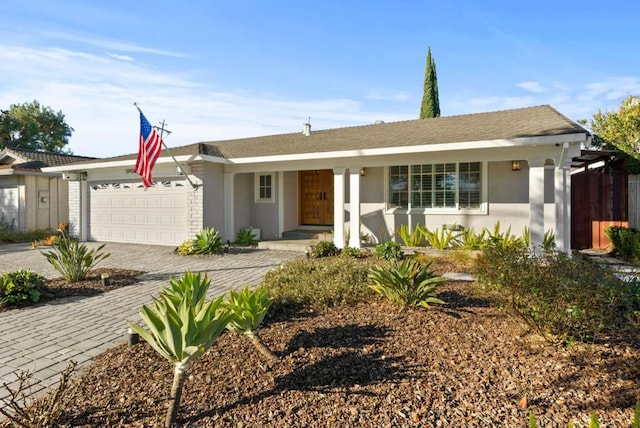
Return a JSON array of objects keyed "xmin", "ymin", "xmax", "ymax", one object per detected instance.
[{"xmin": 420, "ymin": 47, "xmax": 441, "ymax": 119}]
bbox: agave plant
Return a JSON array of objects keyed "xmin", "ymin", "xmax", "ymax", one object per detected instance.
[
  {"xmin": 368, "ymin": 259, "xmax": 446, "ymax": 309},
  {"xmin": 225, "ymin": 285, "xmax": 277, "ymax": 362},
  {"xmin": 193, "ymin": 227, "xmax": 224, "ymax": 254},
  {"xmin": 128, "ymin": 272, "xmax": 231, "ymax": 428}
]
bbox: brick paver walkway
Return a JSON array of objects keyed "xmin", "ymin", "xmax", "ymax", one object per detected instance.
[{"xmin": 0, "ymin": 242, "xmax": 301, "ymax": 403}]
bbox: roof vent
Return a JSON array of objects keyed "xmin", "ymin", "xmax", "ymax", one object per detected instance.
[
  {"xmin": 302, "ymin": 117, "xmax": 311, "ymax": 136},
  {"xmin": 374, "ymin": 120, "xmax": 385, "ymax": 125}
]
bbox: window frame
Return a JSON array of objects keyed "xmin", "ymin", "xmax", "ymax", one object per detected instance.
[
  {"xmin": 254, "ymin": 172, "xmax": 275, "ymax": 204},
  {"xmin": 385, "ymin": 161, "xmax": 487, "ymax": 214}
]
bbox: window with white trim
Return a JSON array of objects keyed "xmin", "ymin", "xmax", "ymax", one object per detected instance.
[
  {"xmin": 388, "ymin": 162, "xmax": 482, "ymax": 210},
  {"xmin": 254, "ymin": 173, "xmax": 275, "ymax": 203}
]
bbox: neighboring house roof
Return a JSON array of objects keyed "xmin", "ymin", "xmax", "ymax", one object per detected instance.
[
  {"xmin": 0, "ymin": 147, "xmax": 96, "ymax": 173},
  {"xmin": 51, "ymin": 104, "xmax": 590, "ymax": 167}
]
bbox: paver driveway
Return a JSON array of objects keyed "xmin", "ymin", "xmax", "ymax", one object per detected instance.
[{"xmin": 0, "ymin": 242, "xmax": 302, "ymax": 402}]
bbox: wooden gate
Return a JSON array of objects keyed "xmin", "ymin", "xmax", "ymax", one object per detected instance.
[{"xmin": 571, "ymin": 170, "xmax": 628, "ymax": 249}]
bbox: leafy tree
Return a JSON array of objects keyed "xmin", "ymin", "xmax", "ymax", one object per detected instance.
[
  {"xmin": 580, "ymin": 96, "xmax": 640, "ymax": 173},
  {"xmin": 0, "ymin": 100, "xmax": 73, "ymax": 153},
  {"xmin": 419, "ymin": 46, "xmax": 440, "ymax": 119}
]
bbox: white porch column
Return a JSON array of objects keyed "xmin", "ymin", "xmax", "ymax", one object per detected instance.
[
  {"xmin": 528, "ymin": 160, "xmax": 545, "ymax": 250},
  {"xmin": 555, "ymin": 163, "xmax": 572, "ymax": 253},
  {"xmin": 333, "ymin": 168, "xmax": 346, "ymax": 249},
  {"xmin": 277, "ymin": 171, "xmax": 284, "ymax": 239},
  {"xmin": 223, "ymin": 172, "xmax": 235, "ymax": 242},
  {"xmin": 348, "ymin": 167, "xmax": 361, "ymax": 249}
]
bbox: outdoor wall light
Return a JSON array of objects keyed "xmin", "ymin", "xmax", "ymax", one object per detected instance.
[
  {"xmin": 360, "ymin": 167, "xmax": 366, "ymax": 176},
  {"xmin": 512, "ymin": 160, "xmax": 521, "ymax": 171}
]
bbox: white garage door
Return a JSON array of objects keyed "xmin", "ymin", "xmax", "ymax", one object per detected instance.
[
  {"xmin": 89, "ymin": 180, "xmax": 189, "ymax": 246},
  {"xmin": 0, "ymin": 187, "xmax": 19, "ymax": 230}
]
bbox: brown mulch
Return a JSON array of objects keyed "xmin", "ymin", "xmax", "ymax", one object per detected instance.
[
  {"xmin": 0, "ymin": 268, "xmax": 144, "ymax": 312},
  {"xmin": 15, "ymin": 281, "xmax": 639, "ymax": 427}
]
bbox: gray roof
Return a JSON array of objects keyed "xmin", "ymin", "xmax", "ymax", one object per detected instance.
[
  {"xmin": 84, "ymin": 105, "xmax": 589, "ymax": 164},
  {"xmin": 0, "ymin": 147, "xmax": 96, "ymax": 172}
]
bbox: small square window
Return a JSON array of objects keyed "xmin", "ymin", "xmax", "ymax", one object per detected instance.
[{"xmin": 255, "ymin": 173, "xmax": 275, "ymax": 203}]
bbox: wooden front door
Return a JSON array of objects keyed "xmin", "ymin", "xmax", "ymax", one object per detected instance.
[{"xmin": 299, "ymin": 170, "xmax": 334, "ymax": 225}]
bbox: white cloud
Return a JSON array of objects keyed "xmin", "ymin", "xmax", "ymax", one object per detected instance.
[
  {"xmin": 516, "ymin": 81, "xmax": 545, "ymax": 93},
  {"xmin": 0, "ymin": 44, "xmax": 411, "ymax": 158},
  {"xmin": 108, "ymin": 53, "xmax": 134, "ymax": 61}
]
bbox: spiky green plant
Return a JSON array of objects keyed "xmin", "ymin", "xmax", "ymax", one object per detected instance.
[
  {"xmin": 41, "ymin": 232, "xmax": 110, "ymax": 282},
  {"xmin": 457, "ymin": 227, "xmax": 487, "ymax": 250},
  {"xmin": 225, "ymin": 286, "xmax": 277, "ymax": 362},
  {"xmin": 368, "ymin": 259, "xmax": 445, "ymax": 309},
  {"xmin": 235, "ymin": 228, "xmax": 258, "ymax": 246},
  {"xmin": 486, "ymin": 221, "xmax": 525, "ymax": 251},
  {"xmin": 398, "ymin": 224, "xmax": 425, "ymax": 247},
  {"xmin": 421, "ymin": 225, "xmax": 460, "ymax": 250},
  {"xmin": 193, "ymin": 227, "xmax": 224, "ymax": 254},
  {"xmin": 128, "ymin": 272, "xmax": 231, "ymax": 428}
]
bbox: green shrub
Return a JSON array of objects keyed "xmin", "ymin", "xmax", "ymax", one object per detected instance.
[
  {"xmin": 176, "ymin": 239, "xmax": 195, "ymax": 256},
  {"xmin": 398, "ymin": 224, "xmax": 425, "ymax": 247},
  {"xmin": 0, "ymin": 270, "xmax": 44, "ymax": 306},
  {"xmin": 457, "ymin": 227, "xmax": 487, "ymax": 250},
  {"xmin": 310, "ymin": 240, "xmax": 340, "ymax": 258},
  {"xmin": 235, "ymin": 228, "xmax": 258, "ymax": 246},
  {"xmin": 41, "ymin": 233, "xmax": 110, "ymax": 282},
  {"xmin": 374, "ymin": 241, "xmax": 404, "ymax": 260},
  {"xmin": 261, "ymin": 258, "xmax": 373, "ymax": 310},
  {"xmin": 421, "ymin": 225, "xmax": 460, "ymax": 250},
  {"xmin": 605, "ymin": 225, "xmax": 640, "ymax": 261},
  {"xmin": 474, "ymin": 246, "xmax": 640, "ymax": 341},
  {"xmin": 193, "ymin": 227, "xmax": 224, "ymax": 255},
  {"xmin": 485, "ymin": 222, "xmax": 526, "ymax": 251},
  {"xmin": 368, "ymin": 259, "xmax": 445, "ymax": 308},
  {"xmin": 340, "ymin": 246, "xmax": 363, "ymax": 258}
]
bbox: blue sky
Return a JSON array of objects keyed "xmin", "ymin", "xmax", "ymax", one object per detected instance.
[{"xmin": 1, "ymin": 0, "xmax": 638, "ymax": 157}]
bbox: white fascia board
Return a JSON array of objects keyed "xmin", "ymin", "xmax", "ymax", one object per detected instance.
[
  {"xmin": 227, "ymin": 132, "xmax": 589, "ymax": 165},
  {"xmin": 42, "ymin": 154, "xmax": 222, "ymax": 173}
]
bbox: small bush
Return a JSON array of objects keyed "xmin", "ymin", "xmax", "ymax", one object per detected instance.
[
  {"xmin": 340, "ymin": 246, "xmax": 363, "ymax": 258},
  {"xmin": 605, "ymin": 225, "xmax": 640, "ymax": 261},
  {"xmin": 375, "ymin": 241, "xmax": 404, "ymax": 261},
  {"xmin": 0, "ymin": 270, "xmax": 44, "ymax": 306},
  {"xmin": 0, "ymin": 361, "xmax": 81, "ymax": 427},
  {"xmin": 261, "ymin": 258, "xmax": 373, "ymax": 310},
  {"xmin": 176, "ymin": 239, "xmax": 195, "ymax": 256},
  {"xmin": 41, "ymin": 233, "xmax": 110, "ymax": 282},
  {"xmin": 310, "ymin": 240, "xmax": 340, "ymax": 258},
  {"xmin": 368, "ymin": 259, "xmax": 446, "ymax": 308},
  {"xmin": 193, "ymin": 227, "xmax": 224, "ymax": 254},
  {"xmin": 485, "ymin": 222, "xmax": 526, "ymax": 251},
  {"xmin": 235, "ymin": 228, "xmax": 258, "ymax": 246},
  {"xmin": 422, "ymin": 225, "xmax": 460, "ymax": 250},
  {"xmin": 398, "ymin": 224, "xmax": 425, "ymax": 247},
  {"xmin": 474, "ymin": 246, "xmax": 640, "ymax": 341},
  {"xmin": 457, "ymin": 227, "xmax": 487, "ymax": 250}
]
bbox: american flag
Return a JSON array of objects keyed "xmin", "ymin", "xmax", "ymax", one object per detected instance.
[{"xmin": 134, "ymin": 111, "xmax": 163, "ymax": 188}]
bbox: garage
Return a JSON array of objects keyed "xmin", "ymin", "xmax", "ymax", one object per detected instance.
[
  {"xmin": 0, "ymin": 187, "xmax": 20, "ymax": 230},
  {"xmin": 88, "ymin": 180, "xmax": 188, "ymax": 246}
]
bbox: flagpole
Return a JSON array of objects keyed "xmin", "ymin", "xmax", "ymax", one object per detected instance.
[{"xmin": 133, "ymin": 103, "xmax": 200, "ymax": 190}]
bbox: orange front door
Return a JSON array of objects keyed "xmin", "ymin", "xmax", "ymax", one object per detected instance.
[{"xmin": 299, "ymin": 170, "xmax": 334, "ymax": 225}]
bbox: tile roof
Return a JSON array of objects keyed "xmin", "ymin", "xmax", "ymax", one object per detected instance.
[
  {"xmin": 0, "ymin": 147, "xmax": 96, "ymax": 172},
  {"xmin": 76, "ymin": 105, "xmax": 589, "ymax": 165}
]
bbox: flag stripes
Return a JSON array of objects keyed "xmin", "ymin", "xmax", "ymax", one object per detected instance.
[{"xmin": 134, "ymin": 111, "xmax": 163, "ymax": 188}]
